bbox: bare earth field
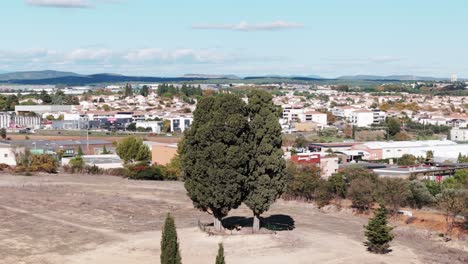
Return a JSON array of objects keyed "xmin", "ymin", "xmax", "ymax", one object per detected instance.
[{"xmin": 0, "ymin": 174, "xmax": 466, "ymax": 264}]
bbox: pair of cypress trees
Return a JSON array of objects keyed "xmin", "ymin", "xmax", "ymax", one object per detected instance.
[
  {"xmin": 180, "ymin": 90, "xmax": 287, "ymax": 232},
  {"xmin": 161, "ymin": 214, "xmax": 226, "ymax": 264}
]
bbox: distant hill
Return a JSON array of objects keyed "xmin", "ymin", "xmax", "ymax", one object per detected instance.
[
  {"xmin": 0, "ymin": 70, "xmax": 83, "ymax": 81},
  {"xmin": 4, "ymin": 73, "xmax": 215, "ymax": 85},
  {"xmin": 337, "ymin": 75, "xmax": 447, "ymax": 81},
  {"xmin": 183, "ymin": 74, "xmax": 240, "ymax": 79}
]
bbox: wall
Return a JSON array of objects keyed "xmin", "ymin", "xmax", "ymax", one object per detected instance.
[{"xmin": 152, "ymin": 144, "xmax": 178, "ymax": 165}]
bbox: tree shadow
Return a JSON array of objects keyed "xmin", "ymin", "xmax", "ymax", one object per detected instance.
[
  {"xmin": 222, "ymin": 214, "xmax": 295, "ymax": 232},
  {"xmin": 222, "ymin": 216, "xmax": 252, "ymax": 230},
  {"xmin": 263, "ymin": 214, "xmax": 295, "ymax": 231}
]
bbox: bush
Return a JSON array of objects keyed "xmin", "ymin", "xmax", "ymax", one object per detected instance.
[
  {"xmin": 30, "ymin": 154, "xmax": 58, "ymax": 173},
  {"xmin": 348, "ymin": 177, "xmax": 376, "ymax": 212},
  {"xmin": 127, "ymin": 164, "xmax": 164, "ymax": 180},
  {"xmin": 286, "ymin": 164, "xmax": 322, "ymax": 201},
  {"xmin": 407, "ymin": 180, "xmax": 435, "ymax": 209},
  {"xmin": 69, "ymin": 156, "xmax": 85, "ymax": 172},
  {"xmin": 315, "ymin": 179, "xmax": 333, "ymax": 208},
  {"xmin": 104, "ymin": 168, "xmax": 128, "ymax": 177},
  {"xmin": 376, "ymin": 178, "xmax": 411, "ymax": 214},
  {"xmin": 85, "ymin": 165, "xmax": 104, "ymax": 175},
  {"xmin": 0, "ymin": 163, "xmax": 11, "ymax": 171}
]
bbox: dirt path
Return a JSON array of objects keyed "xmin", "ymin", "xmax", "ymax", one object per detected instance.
[{"xmin": 0, "ymin": 174, "xmax": 465, "ymax": 264}]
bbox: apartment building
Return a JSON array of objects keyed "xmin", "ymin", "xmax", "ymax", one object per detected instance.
[
  {"xmin": 348, "ymin": 110, "xmax": 374, "ymax": 127},
  {"xmin": 451, "ymin": 127, "xmax": 468, "ymax": 142}
]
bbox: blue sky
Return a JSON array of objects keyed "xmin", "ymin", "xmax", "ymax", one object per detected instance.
[{"xmin": 0, "ymin": 0, "xmax": 467, "ymax": 77}]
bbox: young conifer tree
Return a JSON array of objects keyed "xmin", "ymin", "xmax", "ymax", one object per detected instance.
[
  {"xmin": 215, "ymin": 243, "xmax": 225, "ymax": 264},
  {"xmin": 363, "ymin": 204, "xmax": 394, "ymax": 254},
  {"xmin": 161, "ymin": 213, "xmax": 182, "ymax": 264}
]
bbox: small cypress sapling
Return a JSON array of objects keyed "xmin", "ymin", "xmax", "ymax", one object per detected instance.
[
  {"xmin": 215, "ymin": 243, "xmax": 225, "ymax": 264},
  {"xmin": 77, "ymin": 146, "xmax": 84, "ymax": 156},
  {"xmin": 363, "ymin": 203, "xmax": 394, "ymax": 254},
  {"xmin": 161, "ymin": 213, "xmax": 182, "ymax": 264}
]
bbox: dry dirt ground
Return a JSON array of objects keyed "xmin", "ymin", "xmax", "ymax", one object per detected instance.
[{"xmin": 0, "ymin": 174, "xmax": 466, "ymax": 264}]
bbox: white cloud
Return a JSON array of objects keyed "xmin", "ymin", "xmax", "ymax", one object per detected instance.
[
  {"xmin": 26, "ymin": 0, "xmax": 119, "ymax": 8},
  {"xmin": 65, "ymin": 48, "xmax": 113, "ymax": 61},
  {"xmin": 192, "ymin": 20, "xmax": 304, "ymax": 31},
  {"xmin": 26, "ymin": 0, "xmax": 92, "ymax": 8},
  {"xmin": 369, "ymin": 56, "xmax": 402, "ymax": 64},
  {"xmin": 123, "ymin": 48, "xmax": 225, "ymax": 63}
]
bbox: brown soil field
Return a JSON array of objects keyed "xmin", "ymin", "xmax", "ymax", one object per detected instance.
[{"xmin": 0, "ymin": 174, "xmax": 466, "ymax": 264}]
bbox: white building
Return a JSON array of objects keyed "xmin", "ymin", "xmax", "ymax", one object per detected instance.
[
  {"xmin": 348, "ymin": 110, "xmax": 374, "ymax": 127},
  {"xmin": 372, "ymin": 110, "xmax": 387, "ymax": 124},
  {"xmin": 451, "ymin": 127, "xmax": 468, "ymax": 142},
  {"xmin": 135, "ymin": 121, "xmax": 162, "ymax": 133},
  {"xmin": 170, "ymin": 117, "xmax": 193, "ymax": 132},
  {"xmin": 320, "ymin": 156, "xmax": 339, "ymax": 178},
  {"xmin": 0, "ymin": 113, "xmax": 11, "ymax": 128},
  {"xmin": 0, "ymin": 143, "xmax": 20, "ymax": 166},
  {"xmin": 298, "ymin": 111, "xmax": 327, "ymax": 125}
]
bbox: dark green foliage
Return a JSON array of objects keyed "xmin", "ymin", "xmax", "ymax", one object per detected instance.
[
  {"xmin": 244, "ymin": 90, "xmax": 287, "ymax": 221},
  {"xmin": 386, "ymin": 117, "xmax": 401, "ymax": 137},
  {"xmin": 457, "ymin": 153, "xmax": 468, "ymax": 163},
  {"xmin": 314, "ymin": 179, "xmax": 333, "ymax": 208},
  {"xmin": 101, "ymin": 145, "xmax": 111, "ymax": 154},
  {"xmin": 77, "ymin": 146, "xmax": 84, "ymax": 156},
  {"xmin": 397, "ymin": 154, "xmax": 417, "ymax": 166},
  {"xmin": 376, "ymin": 178, "xmax": 411, "ymax": 214},
  {"xmin": 157, "ymin": 83, "xmax": 202, "ymax": 98},
  {"xmin": 294, "ymin": 134, "xmax": 307, "ymax": 148},
  {"xmin": 127, "ymin": 164, "xmax": 164, "ymax": 180},
  {"xmin": 127, "ymin": 122, "xmax": 137, "ymax": 131},
  {"xmin": 0, "ymin": 94, "xmax": 19, "ymax": 111},
  {"xmin": 424, "ymin": 180, "xmax": 442, "ymax": 196},
  {"xmin": 339, "ymin": 165, "xmax": 378, "ymax": 184},
  {"xmin": 328, "ymin": 173, "xmax": 347, "ymax": 199},
  {"xmin": 347, "ymin": 177, "xmax": 376, "ymax": 212},
  {"xmin": 160, "ymin": 214, "xmax": 181, "ymax": 264},
  {"xmin": 407, "ymin": 180, "xmax": 435, "ymax": 209},
  {"xmin": 364, "ymin": 204, "xmax": 394, "ymax": 254},
  {"xmin": 40, "ymin": 90, "xmax": 52, "ymax": 104},
  {"xmin": 124, "ymin": 83, "xmax": 133, "ymax": 97},
  {"xmin": 215, "ymin": 243, "xmax": 225, "ymax": 264},
  {"xmin": 140, "ymin": 85, "xmax": 149, "ymax": 97},
  {"xmin": 0, "ymin": 128, "xmax": 6, "ymax": 139},
  {"xmin": 286, "ymin": 164, "xmax": 322, "ymax": 201},
  {"xmin": 180, "ymin": 94, "xmax": 250, "ymax": 224},
  {"xmin": 69, "ymin": 155, "xmax": 85, "ymax": 171}
]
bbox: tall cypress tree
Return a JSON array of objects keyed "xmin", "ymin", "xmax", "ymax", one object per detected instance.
[
  {"xmin": 364, "ymin": 204, "xmax": 394, "ymax": 254},
  {"xmin": 244, "ymin": 90, "xmax": 287, "ymax": 232},
  {"xmin": 160, "ymin": 213, "xmax": 181, "ymax": 264},
  {"xmin": 215, "ymin": 243, "xmax": 225, "ymax": 264},
  {"xmin": 180, "ymin": 94, "xmax": 250, "ymax": 231}
]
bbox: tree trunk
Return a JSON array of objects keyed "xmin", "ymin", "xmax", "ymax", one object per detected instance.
[
  {"xmin": 214, "ymin": 216, "xmax": 223, "ymax": 232},
  {"xmin": 253, "ymin": 214, "xmax": 261, "ymax": 232}
]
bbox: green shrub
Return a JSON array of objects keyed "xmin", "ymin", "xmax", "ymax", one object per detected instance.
[{"xmin": 127, "ymin": 164, "xmax": 164, "ymax": 180}]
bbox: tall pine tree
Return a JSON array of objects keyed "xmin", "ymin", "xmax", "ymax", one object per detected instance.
[
  {"xmin": 215, "ymin": 243, "xmax": 225, "ymax": 264},
  {"xmin": 180, "ymin": 94, "xmax": 250, "ymax": 231},
  {"xmin": 364, "ymin": 204, "xmax": 394, "ymax": 254},
  {"xmin": 160, "ymin": 213, "xmax": 181, "ymax": 264},
  {"xmin": 244, "ymin": 90, "xmax": 287, "ymax": 232}
]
